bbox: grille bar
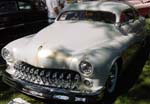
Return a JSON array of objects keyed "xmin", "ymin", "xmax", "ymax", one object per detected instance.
[{"xmin": 14, "ymin": 61, "xmax": 81, "ymax": 90}]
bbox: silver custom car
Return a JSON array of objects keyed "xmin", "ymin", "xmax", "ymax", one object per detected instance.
[{"xmin": 1, "ymin": 1, "xmax": 148, "ymax": 103}]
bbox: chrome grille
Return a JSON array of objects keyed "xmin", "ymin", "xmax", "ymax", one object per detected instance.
[{"xmin": 14, "ymin": 61, "xmax": 81, "ymax": 90}]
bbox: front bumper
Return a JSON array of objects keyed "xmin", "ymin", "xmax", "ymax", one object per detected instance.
[{"xmin": 2, "ymin": 71, "xmax": 104, "ymax": 103}]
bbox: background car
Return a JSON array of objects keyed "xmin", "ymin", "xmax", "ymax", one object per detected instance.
[
  {"xmin": 0, "ymin": 0, "xmax": 48, "ymax": 51},
  {"xmin": 1, "ymin": 1, "xmax": 148, "ymax": 103}
]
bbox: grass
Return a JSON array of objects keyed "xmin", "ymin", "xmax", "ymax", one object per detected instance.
[
  {"xmin": 0, "ymin": 80, "xmax": 44, "ymax": 104},
  {"xmin": 0, "ymin": 19, "xmax": 150, "ymax": 104},
  {"xmin": 114, "ymin": 61, "xmax": 150, "ymax": 104}
]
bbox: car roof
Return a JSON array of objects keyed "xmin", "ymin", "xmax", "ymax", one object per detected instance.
[{"xmin": 64, "ymin": 1, "xmax": 131, "ymax": 15}]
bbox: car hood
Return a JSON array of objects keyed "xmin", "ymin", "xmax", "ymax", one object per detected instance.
[
  {"xmin": 8, "ymin": 21, "xmax": 120, "ymax": 69},
  {"xmin": 29, "ymin": 21, "xmax": 118, "ymax": 52}
]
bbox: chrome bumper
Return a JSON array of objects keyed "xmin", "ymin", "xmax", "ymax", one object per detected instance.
[{"xmin": 3, "ymin": 71, "xmax": 104, "ymax": 103}]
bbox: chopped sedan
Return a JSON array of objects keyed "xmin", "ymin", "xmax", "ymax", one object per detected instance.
[{"xmin": 1, "ymin": 1, "xmax": 148, "ymax": 103}]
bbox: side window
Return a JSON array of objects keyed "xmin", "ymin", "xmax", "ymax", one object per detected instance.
[
  {"xmin": 120, "ymin": 9, "xmax": 135, "ymax": 23},
  {"xmin": 18, "ymin": 1, "xmax": 33, "ymax": 10},
  {"xmin": 0, "ymin": 1, "xmax": 18, "ymax": 13}
]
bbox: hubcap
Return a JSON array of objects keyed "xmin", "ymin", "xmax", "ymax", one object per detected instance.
[{"xmin": 106, "ymin": 62, "xmax": 118, "ymax": 93}]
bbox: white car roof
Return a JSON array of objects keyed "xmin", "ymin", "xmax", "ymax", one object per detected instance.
[
  {"xmin": 64, "ymin": 1, "xmax": 131, "ymax": 15},
  {"xmin": 61, "ymin": 1, "xmax": 133, "ymax": 23}
]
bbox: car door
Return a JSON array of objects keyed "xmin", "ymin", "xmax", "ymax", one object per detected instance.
[
  {"xmin": 120, "ymin": 9, "xmax": 145, "ymax": 65},
  {"xmin": 17, "ymin": 0, "xmax": 48, "ymax": 36},
  {"xmin": 0, "ymin": 0, "xmax": 25, "ymax": 48}
]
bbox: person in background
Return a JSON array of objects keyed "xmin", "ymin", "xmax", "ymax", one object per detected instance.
[
  {"xmin": 59, "ymin": 0, "xmax": 66, "ymax": 9},
  {"xmin": 45, "ymin": 0, "xmax": 60, "ymax": 23}
]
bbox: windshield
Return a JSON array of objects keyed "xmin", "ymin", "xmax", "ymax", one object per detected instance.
[{"xmin": 57, "ymin": 11, "xmax": 116, "ymax": 24}]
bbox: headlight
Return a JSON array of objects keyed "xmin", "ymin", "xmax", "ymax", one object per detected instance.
[
  {"xmin": 1, "ymin": 48, "xmax": 14, "ymax": 62},
  {"xmin": 79, "ymin": 61, "xmax": 93, "ymax": 76}
]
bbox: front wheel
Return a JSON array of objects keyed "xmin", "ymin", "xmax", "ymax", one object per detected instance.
[
  {"xmin": 106, "ymin": 62, "xmax": 119, "ymax": 94},
  {"xmin": 101, "ymin": 62, "xmax": 120, "ymax": 104}
]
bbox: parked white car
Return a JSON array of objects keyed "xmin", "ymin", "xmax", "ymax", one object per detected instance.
[{"xmin": 1, "ymin": 1, "xmax": 147, "ymax": 103}]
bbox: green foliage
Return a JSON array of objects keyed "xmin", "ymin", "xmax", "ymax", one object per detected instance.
[{"xmin": 145, "ymin": 19, "xmax": 150, "ymax": 32}]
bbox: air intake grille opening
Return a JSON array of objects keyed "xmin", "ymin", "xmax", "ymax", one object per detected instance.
[{"xmin": 13, "ymin": 61, "xmax": 81, "ymax": 90}]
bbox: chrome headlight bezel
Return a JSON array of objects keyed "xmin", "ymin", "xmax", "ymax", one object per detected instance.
[
  {"xmin": 79, "ymin": 61, "xmax": 94, "ymax": 76},
  {"xmin": 1, "ymin": 48, "xmax": 14, "ymax": 62}
]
